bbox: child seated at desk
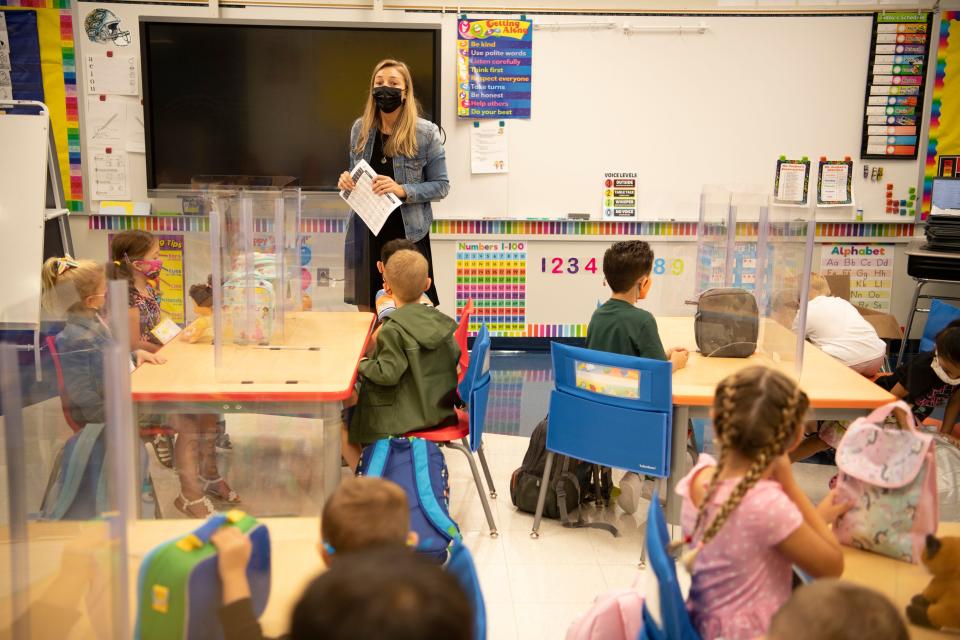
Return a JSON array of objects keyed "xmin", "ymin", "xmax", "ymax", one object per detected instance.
[
  {"xmin": 375, "ymin": 238, "xmax": 433, "ymax": 324},
  {"xmin": 678, "ymin": 367, "xmax": 850, "ymax": 640},
  {"xmin": 767, "ymin": 579, "xmax": 908, "ymax": 640},
  {"xmin": 342, "ymin": 249, "xmax": 460, "ymax": 469},
  {"xmin": 794, "ymin": 319, "xmax": 960, "ymax": 462},
  {"xmin": 212, "ymin": 477, "xmax": 413, "ymax": 640},
  {"xmin": 798, "ymin": 273, "xmax": 887, "ymax": 378},
  {"xmin": 586, "ymin": 240, "xmax": 688, "ymax": 514}
]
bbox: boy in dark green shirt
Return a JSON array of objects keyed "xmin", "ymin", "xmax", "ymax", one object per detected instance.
[
  {"xmin": 586, "ymin": 240, "xmax": 688, "ymax": 514},
  {"xmin": 586, "ymin": 241, "xmax": 688, "ymax": 369}
]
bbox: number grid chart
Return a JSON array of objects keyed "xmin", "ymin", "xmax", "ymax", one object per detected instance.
[{"xmin": 455, "ymin": 241, "xmax": 527, "ymax": 337}]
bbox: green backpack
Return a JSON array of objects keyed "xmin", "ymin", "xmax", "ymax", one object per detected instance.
[{"xmin": 135, "ymin": 510, "xmax": 271, "ymax": 640}]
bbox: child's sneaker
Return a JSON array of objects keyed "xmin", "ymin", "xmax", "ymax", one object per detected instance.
[{"xmin": 617, "ymin": 472, "xmax": 643, "ymax": 514}]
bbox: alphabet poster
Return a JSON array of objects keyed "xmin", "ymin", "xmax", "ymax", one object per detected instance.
[{"xmin": 819, "ymin": 244, "xmax": 895, "ymax": 312}]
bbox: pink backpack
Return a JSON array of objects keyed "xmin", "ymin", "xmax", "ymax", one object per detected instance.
[
  {"xmin": 565, "ymin": 573, "xmax": 644, "ymax": 640},
  {"xmin": 833, "ymin": 401, "xmax": 939, "ymax": 563}
]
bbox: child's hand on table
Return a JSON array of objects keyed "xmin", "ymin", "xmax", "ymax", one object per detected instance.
[
  {"xmin": 211, "ymin": 527, "xmax": 252, "ymax": 605},
  {"xmin": 815, "ymin": 488, "xmax": 854, "ymax": 524},
  {"xmin": 135, "ymin": 350, "xmax": 166, "ymax": 367},
  {"xmin": 667, "ymin": 347, "xmax": 689, "ymax": 371}
]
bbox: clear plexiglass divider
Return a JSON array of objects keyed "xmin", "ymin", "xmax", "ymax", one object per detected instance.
[
  {"xmin": 0, "ymin": 276, "xmax": 136, "ymax": 638},
  {"xmin": 694, "ymin": 187, "xmax": 814, "ymax": 377}
]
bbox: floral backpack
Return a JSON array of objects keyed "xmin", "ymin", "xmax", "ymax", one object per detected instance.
[{"xmin": 833, "ymin": 401, "xmax": 939, "ymax": 563}]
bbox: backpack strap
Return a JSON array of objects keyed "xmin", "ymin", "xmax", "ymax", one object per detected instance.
[
  {"xmin": 364, "ymin": 439, "xmax": 392, "ymax": 477},
  {"xmin": 411, "ymin": 438, "xmax": 462, "ymax": 543},
  {"xmin": 556, "ymin": 459, "xmax": 619, "ymax": 537},
  {"xmin": 47, "ymin": 422, "xmax": 106, "ymax": 520}
]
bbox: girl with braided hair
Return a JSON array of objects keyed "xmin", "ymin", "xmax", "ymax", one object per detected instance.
[{"xmin": 676, "ymin": 366, "xmax": 853, "ymax": 640}]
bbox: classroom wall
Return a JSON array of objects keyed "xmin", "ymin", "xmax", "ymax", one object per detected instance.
[{"xmin": 67, "ymin": 1, "xmax": 944, "ymax": 337}]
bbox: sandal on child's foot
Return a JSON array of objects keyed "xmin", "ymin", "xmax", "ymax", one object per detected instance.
[
  {"xmin": 201, "ymin": 475, "xmax": 241, "ymax": 503},
  {"xmin": 174, "ymin": 494, "xmax": 215, "ymax": 518},
  {"xmin": 152, "ymin": 434, "xmax": 175, "ymax": 469}
]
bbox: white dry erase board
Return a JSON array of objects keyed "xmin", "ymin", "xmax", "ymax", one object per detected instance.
[
  {"xmin": 0, "ymin": 108, "xmax": 49, "ymax": 327},
  {"xmin": 74, "ymin": 5, "xmax": 925, "ymax": 222},
  {"xmin": 438, "ymin": 13, "xmax": 925, "ymax": 221}
]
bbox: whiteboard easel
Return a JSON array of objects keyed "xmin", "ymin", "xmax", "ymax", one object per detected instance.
[{"xmin": 0, "ymin": 100, "xmax": 74, "ymax": 381}]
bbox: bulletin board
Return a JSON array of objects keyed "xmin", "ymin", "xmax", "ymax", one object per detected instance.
[
  {"xmin": 0, "ymin": 0, "xmax": 83, "ymax": 212},
  {"xmin": 924, "ymin": 10, "xmax": 960, "ymax": 218}
]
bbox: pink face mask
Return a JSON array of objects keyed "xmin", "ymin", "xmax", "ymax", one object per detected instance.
[{"xmin": 135, "ymin": 259, "xmax": 163, "ymax": 279}]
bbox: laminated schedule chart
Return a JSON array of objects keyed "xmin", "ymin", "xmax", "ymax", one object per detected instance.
[
  {"xmin": 457, "ymin": 19, "xmax": 532, "ymax": 119},
  {"xmin": 860, "ymin": 11, "xmax": 933, "ymax": 160}
]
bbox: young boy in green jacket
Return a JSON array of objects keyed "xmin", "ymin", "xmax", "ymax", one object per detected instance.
[{"xmin": 343, "ymin": 249, "xmax": 460, "ymax": 469}]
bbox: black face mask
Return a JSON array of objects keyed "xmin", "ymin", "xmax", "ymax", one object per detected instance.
[{"xmin": 373, "ymin": 86, "xmax": 404, "ymax": 113}]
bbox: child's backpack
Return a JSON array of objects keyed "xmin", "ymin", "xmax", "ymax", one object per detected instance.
[
  {"xmin": 39, "ymin": 422, "xmax": 108, "ymax": 520},
  {"xmin": 357, "ymin": 437, "xmax": 461, "ymax": 563},
  {"xmin": 135, "ymin": 510, "xmax": 271, "ymax": 640},
  {"xmin": 833, "ymin": 401, "xmax": 939, "ymax": 563},
  {"xmin": 510, "ymin": 416, "xmax": 613, "ymax": 528},
  {"xmin": 222, "ymin": 277, "xmax": 275, "ymax": 345},
  {"xmin": 694, "ymin": 288, "xmax": 758, "ymax": 358},
  {"xmin": 565, "ymin": 573, "xmax": 645, "ymax": 640}
]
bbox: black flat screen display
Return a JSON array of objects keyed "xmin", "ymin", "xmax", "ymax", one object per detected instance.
[{"xmin": 140, "ymin": 20, "xmax": 440, "ymax": 190}]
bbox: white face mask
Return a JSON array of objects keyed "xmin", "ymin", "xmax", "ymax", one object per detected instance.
[{"xmin": 931, "ymin": 352, "xmax": 960, "ymax": 385}]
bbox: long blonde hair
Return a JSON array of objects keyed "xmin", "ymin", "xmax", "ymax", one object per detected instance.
[
  {"xmin": 687, "ymin": 367, "xmax": 808, "ymax": 559},
  {"xmin": 41, "ymin": 257, "xmax": 105, "ymax": 317},
  {"xmin": 353, "ymin": 59, "xmax": 420, "ymax": 159}
]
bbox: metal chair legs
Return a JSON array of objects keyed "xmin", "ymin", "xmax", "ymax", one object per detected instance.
[
  {"xmin": 530, "ymin": 451, "xmax": 555, "ymax": 539},
  {"xmin": 476, "ymin": 440, "xmax": 497, "ymax": 499},
  {"xmin": 447, "ymin": 440, "xmax": 498, "ymax": 537}
]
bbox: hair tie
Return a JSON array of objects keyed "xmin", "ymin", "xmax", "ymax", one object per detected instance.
[
  {"xmin": 113, "ymin": 260, "xmax": 122, "ymax": 266},
  {"xmin": 56, "ymin": 256, "xmax": 79, "ymax": 275}
]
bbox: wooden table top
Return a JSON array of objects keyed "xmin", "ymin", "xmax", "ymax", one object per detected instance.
[
  {"xmin": 842, "ymin": 521, "xmax": 960, "ymax": 640},
  {"xmin": 656, "ymin": 316, "xmax": 896, "ymax": 409},
  {"xmin": 131, "ymin": 312, "xmax": 374, "ymax": 403}
]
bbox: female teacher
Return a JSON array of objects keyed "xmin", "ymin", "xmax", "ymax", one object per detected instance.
[{"xmin": 339, "ymin": 59, "xmax": 449, "ymax": 312}]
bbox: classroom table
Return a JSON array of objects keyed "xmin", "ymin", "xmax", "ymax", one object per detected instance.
[
  {"xmin": 131, "ymin": 311, "xmax": 374, "ymax": 505},
  {"xmin": 842, "ymin": 521, "xmax": 960, "ymax": 640},
  {"xmin": 655, "ymin": 316, "xmax": 896, "ymax": 525},
  {"xmin": 896, "ymin": 242, "xmax": 960, "ymax": 367}
]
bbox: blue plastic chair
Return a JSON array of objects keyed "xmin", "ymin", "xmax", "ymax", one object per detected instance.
[
  {"xmin": 530, "ymin": 342, "xmax": 673, "ymax": 538},
  {"xmin": 919, "ymin": 299, "xmax": 960, "ymax": 354},
  {"xmin": 407, "ymin": 324, "xmax": 497, "ymax": 536},
  {"xmin": 640, "ymin": 492, "xmax": 701, "ymax": 640},
  {"xmin": 446, "ymin": 539, "xmax": 487, "ymax": 640}
]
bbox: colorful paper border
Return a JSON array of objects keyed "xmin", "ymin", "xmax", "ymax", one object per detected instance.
[
  {"xmin": 1, "ymin": 1, "xmax": 82, "ymax": 210},
  {"xmin": 924, "ymin": 11, "xmax": 960, "ymax": 218},
  {"xmin": 88, "ymin": 216, "xmax": 346, "ymax": 234}
]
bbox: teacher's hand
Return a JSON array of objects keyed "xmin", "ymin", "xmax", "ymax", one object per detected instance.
[
  {"xmin": 372, "ymin": 176, "xmax": 406, "ymax": 199},
  {"xmin": 337, "ymin": 171, "xmax": 356, "ymax": 192}
]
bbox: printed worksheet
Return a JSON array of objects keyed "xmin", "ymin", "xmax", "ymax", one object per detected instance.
[
  {"xmin": 85, "ymin": 97, "xmax": 124, "ymax": 144},
  {"xmin": 92, "ymin": 152, "xmax": 129, "ymax": 200},
  {"xmin": 338, "ymin": 159, "xmax": 401, "ymax": 236},
  {"xmin": 85, "ymin": 54, "xmax": 138, "ymax": 96}
]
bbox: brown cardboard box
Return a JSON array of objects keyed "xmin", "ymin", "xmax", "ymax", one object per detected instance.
[{"xmin": 822, "ymin": 274, "xmax": 903, "ymax": 340}]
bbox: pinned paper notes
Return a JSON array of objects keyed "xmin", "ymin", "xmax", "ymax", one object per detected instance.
[
  {"xmin": 86, "ymin": 97, "xmax": 124, "ymax": 144},
  {"xmin": 92, "ymin": 153, "xmax": 129, "ymax": 200},
  {"xmin": 85, "ymin": 54, "xmax": 138, "ymax": 96},
  {"xmin": 470, "ymin": 120, "xmax": 509, "ymax": 174}
]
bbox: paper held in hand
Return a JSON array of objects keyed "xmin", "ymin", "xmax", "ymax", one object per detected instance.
[{"xmin": 339, "ymin": 159, "xmax": 402, "ymax": 236}]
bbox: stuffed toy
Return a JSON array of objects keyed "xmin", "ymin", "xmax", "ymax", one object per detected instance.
[
  {"xmin": 906, "ymin": 533, "xmax": 960, "ymax": 631},
  {"xmin": 181, "ymin": 279, "xmax": 213, "ymax": 343}
]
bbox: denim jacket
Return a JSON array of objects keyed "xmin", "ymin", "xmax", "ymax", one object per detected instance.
[
  {"xmin": 56, "ymin": 313, "xmax": 111, "ymax": 425},
  {"xmin": 348, "ymin": 117, "xmax": 450, "ymax": 241}
]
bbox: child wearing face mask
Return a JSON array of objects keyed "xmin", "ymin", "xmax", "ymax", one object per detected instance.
[
  {"xmin": 108, "ymin": 230, "xmax": 241, "ymax": 517},
  {"xmin": 875, "ymin": 319, "xmax": 960, "ymax": 436},
  {"xmin": 586, "ymin": 240, "xmax": 689, "ymax": 514},
  {"xmin": 42, "ymin": 256, "xmax": 165, "ymax": 426}
]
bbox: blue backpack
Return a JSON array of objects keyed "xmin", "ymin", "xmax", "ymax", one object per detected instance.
[
  {"xmin": 357, "ymin": 437, "xmax": 461, "ymax": 563},
  {"xmin": 40, "ymin": 423, "xmax": 108, "ymax": 520},
  {"xmin": 447, "ymin": 540, "xmax": 487, "ymax": 640}
]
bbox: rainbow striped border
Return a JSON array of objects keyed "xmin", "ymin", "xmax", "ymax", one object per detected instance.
[
  {"xmin": 87, "ymin": 215, "xmax": 346, "ymax": 234},
  {"xmin": 432, "ymin": 219, "xmax": 914, "ymax": 240},
  {"xmin": 925, "ymin": 11, "xmax": 960, "ymax": 219},
  {"xmin": 526, "ymin": 323, "xmax": 588, "ymax": 338},
  {"xmin": 0, "ymin": 1, "xmax": 82, "ymax": 208},
  {"xmin": 85, "ymin": 215, "xmax": 916, "ymax": 239},
  {"xmin": 61, "ymin": 7, "xmax": 81, "ymax": 211}
]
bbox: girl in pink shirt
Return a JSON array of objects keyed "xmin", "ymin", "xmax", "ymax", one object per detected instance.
[{"xmin": 677, "ymin": 366, "xmax": 853, "ymax": 640}]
